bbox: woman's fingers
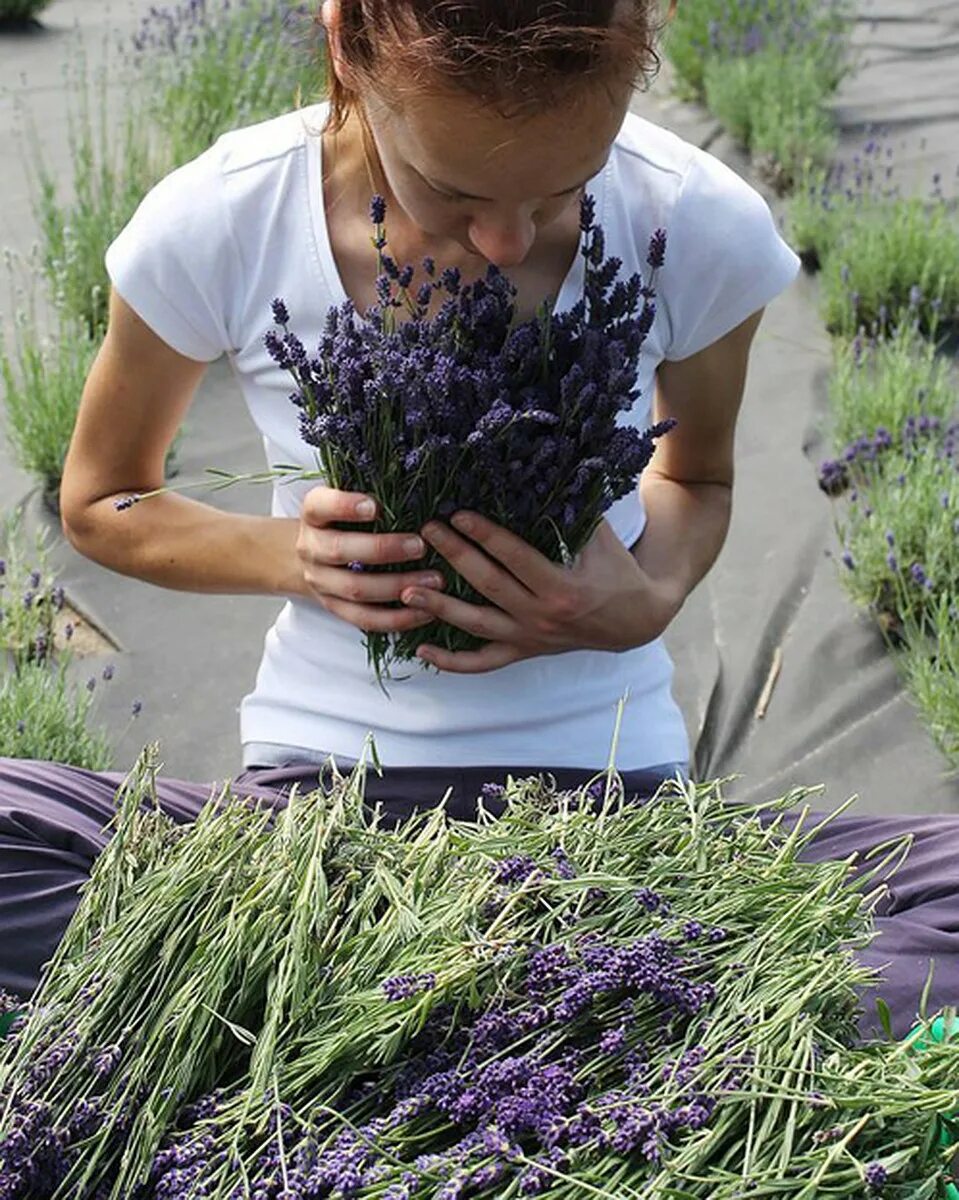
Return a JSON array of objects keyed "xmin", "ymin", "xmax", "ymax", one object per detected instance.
[
  {"xmin": 299, "ymin": 486, "xmax": 428, "ymax": 568},
  {"xmin": 302, "ymin": 485, "xmax": 377, "ymax": 526},
  {"xmin": 301, "ymin": 527, "xmax": 428, "ymax": 568},
  {"xmin": 305, "ymin": 565, "xmax": 445, "ymax": 605},
  {"xmin": 318, "ymin": 594, "xmax": 439, "ymax": 634},
  {"xmin": 297, "ymin": 486, "xmax": 441, "ymax": 632}
]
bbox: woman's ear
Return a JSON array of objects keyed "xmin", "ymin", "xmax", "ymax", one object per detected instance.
[{"xmin": 321, "ymin": 0, "xmax": 356, "ymax": 88}]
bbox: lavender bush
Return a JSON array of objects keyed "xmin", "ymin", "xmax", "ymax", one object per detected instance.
[
  {"xmin": 24, "ymin": 59, "xmax": 165, "ymax": 339},
  {"xmin": 0, "ymin": 300, "xmax": 100, "ymax": 509},
  {"xmin": 265, "ymin": 195, "xmax": 675, "ymax": 679},
  {"xmin": 703, "ymin": 48, "xmax": 837, "ymax": 193},
  {"xmin": 0, "ymin": 516, "xmax": 117, "ymax": 767},
  {"xmin": 786, "ymin": 137, "xmax": 904, "ymax": 270},
  {"xmin": 819, "ymin": 194, "xmax": 959, "ymax": 338},
  {"xmin": 821, "ymin": 404, "xmax": 959, "ymax": 764},
  {"xmin": 824, "ymin": 319, "xmax": 956, "ymax": 454},
  {"xmin": 125, "ymin": 0, "xmax": 319, "ymax": 169},
  {"xmin": 664, "ymin": 0, "xmax": 849, "ymax": 102},
  {"xmin": 2, "ymin": 746, "xmax": 958, "ymax": 1198}
]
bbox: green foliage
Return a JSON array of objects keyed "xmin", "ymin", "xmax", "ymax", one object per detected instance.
[
  {"xmin": 0, "ymin": 0, "xmax": 51, "ymax": 22},
  {"xmin": 25, "ymin": 68, "xmax": 166, "ymax": 338},
  {"xmin": 896, "ymin": 594, "xmax": 959, "ymax": 765},
  {"xmin": 127, "ymin": 0, "xmax": 321, "ymax": 169},
  {"xmin": 830, "ymin": 424, "xmax": 959, "ymax": 765},
  {"xmin": 827, "ymin": 322, "xmax": 956, "ymax": 452},
  {"xmin": 0, "ymin": 304, "xmax": 99, "ymax": 501},
  {"xmin": 836, "ymin": 439, "xmax": 959, "ymax": 629},
  {"xmin": 787, "ymin": 161, "xmax": 889, "ymax": 268},
  {"xmin": 819, "ymin": 197, "xmax": 959, "ymax": 338},
  {"xmin": 703, "ymin": 48, "xmax": 837, "ymax": 193},
  {"xmin": 0, "ymin": 662, "xmax": 113, "ymax": 768},
  {"xmin": 0, "ymin": 515, "xmax": 114, "ymax": 768},
  {"xmin": 0, "ymin": 512, "xmax": 62, "ymax": 666},
  {"xmin": 663, "ymin": 0, "xmax": 848, "ymax": 101}
]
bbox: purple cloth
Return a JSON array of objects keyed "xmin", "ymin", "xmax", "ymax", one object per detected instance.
[{"xmin": 1, "ymin": 755, "xmax": 956, "ymax": 1041}]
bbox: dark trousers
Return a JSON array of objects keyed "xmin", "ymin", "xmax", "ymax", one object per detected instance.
[{"xmin": 2, "ymin": 755, "xmax": 957, "ymax": 1041}]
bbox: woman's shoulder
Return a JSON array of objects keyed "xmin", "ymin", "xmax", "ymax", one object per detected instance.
[
  {"xmin": 211, "ymin": 102, "xmax": 329, "ymax": 179},
  {"xmin": 611, "ymin": 111, "xmax": 765, "ymax": 209},
  {"xmin": 612, "ymin": 111, "xmax": 697, "ymax": 183}
]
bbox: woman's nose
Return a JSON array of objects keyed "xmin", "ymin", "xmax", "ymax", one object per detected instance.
[{"xmin": 467, "ymin": 212, "xmax": 537, "ymax": 268}]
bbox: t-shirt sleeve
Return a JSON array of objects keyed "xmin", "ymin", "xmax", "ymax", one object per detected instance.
[
  {"xmin": 104, "ymin": 142, "xmax": 240, "ymax": 362},
  {"xmin": 660, "ymin": 149, "xmax": 801, "ymax": 362}
]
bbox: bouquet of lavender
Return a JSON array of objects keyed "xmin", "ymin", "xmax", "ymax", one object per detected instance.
[
  {"xmin": 4, "ymin": 746, "xmax": 959, "ymax": 1200},
  {"xmin": 265, "ymin": 195, "xmax": 675, "ymax": 680}
]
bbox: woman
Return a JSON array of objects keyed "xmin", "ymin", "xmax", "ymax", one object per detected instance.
[{"xmin": 1, "ymin": 0, "xmax": 957, "ymax": 1040}]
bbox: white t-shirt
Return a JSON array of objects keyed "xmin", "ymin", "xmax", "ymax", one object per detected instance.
[{"xmin": 105, "ymin": 103, "xmax": 800, "ymax": 770}]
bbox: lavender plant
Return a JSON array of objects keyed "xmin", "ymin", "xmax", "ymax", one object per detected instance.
[
  {"xmin": 3, "ymin": 741, "xmax": 959, "ymax": 1199},
  {"xmin": 264, "ymin": 195, "xmax": 675, "ymax": 680},
  {"xmin": 0, "ymin": 301, "xmax": 100, "ymax": 510},
  {"xmin": 822, "ymin": 413, "xmax": 959, "ymax": 764},
  {"xmin": 787, "ymin": 137, "xmax": 903, "ymax": 270},
  {"xmin": 22, "ymin": 54, "xmax": 167, "ymax": 338},
  {"xmin": 824, "ymin": 319, "xmax": 956, "ymax": 454},
  {"xmin": 702, "ymin": 48, "xmax": 837, "ymax": 193},
  {"xmin": 0, "ymin": 513, "xmax": 65, "ymax": 670},
  {"xmin": 664, "ymin": 0, "xmax": 849, "ymax": 102},
  {"xmin": 0, "ymin": 515, "xmax": 120, "ymax": 767},
  {"xmin": 125, "ymin": 0, "xmax": 319, "ymax": 169},
  {"xmin": 895, "ymin": 592, "xmax": 959, "ymax": 765},
  {"xmin": 819, "ymin": 194, "xmax": 959, "ymax": 338}
]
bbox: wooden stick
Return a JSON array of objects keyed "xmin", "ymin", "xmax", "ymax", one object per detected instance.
[{"xmin": 755, "ymin": 645, "xmax": 784, "ymax": 721}]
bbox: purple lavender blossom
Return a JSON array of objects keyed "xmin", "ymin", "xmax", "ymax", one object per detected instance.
[
  {"xmin": 370, "ymin": 194, "xmax": 387, "ymax": 225},
  {"xmin": 647, "ymin": 229, "xmax": 667, "ymax": 270},
  {"xmin": 91, "ymin": 1043, "xmax": 122, "ymax": 1079},
  {"xmin": 550, "ymin": 847, "xmax": 576, "ymax": 880},
  {"xmin": 635, "ymin": 887, "xmax": 663, "ymax": 913},
  {"xmin": 865, "ymin": 1161, "xmax": 888, "ymax": 1192},
  {"xmin": 382, "ymin": 973, "xmax": 436, "ymax": 1001},
  {"xmin": 493, "ymin": 855, "xmax": 539, "ymax": 885},
  {"xmin": 818, "ymin": 458, "xmax": 849, "ymax": 496}
]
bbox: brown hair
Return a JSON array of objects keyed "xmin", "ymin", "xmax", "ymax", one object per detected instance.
[{"xmin": 321, "ymin": 0, "xmax": 675, "ymax": 133}]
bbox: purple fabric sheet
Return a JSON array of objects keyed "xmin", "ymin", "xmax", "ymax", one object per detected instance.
[{"xmin": 2, "ymin": 755, "xmax": 957, "ymax": 1041}]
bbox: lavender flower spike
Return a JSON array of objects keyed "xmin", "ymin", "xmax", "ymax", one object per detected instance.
[
  {"xmin": 864, "ymin": 1161, "xmax": 888, "ymax": 1192},
  {"xmin": 647, "ymin": 228, "xmax": 667, "ymax": 269},
  {"xmin": 271, "ymin": 297, "xmax": 290, "ymax": 325},
  {"xmin": 370, "ymin": 194, "xmax": 387, "ymax": 225},
  {"xmin": 382, "ymin": 973, "xmax": 436, "ymax": 1001}
]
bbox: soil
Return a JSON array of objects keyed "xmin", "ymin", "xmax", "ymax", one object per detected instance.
[{"xmin": 53, "ymin": 600, "xmax": 119, "ymax": 657}]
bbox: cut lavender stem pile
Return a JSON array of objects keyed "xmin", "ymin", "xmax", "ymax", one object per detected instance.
[
  {"xmin": 264, "ymin": 194, "xmax": 675, "ymax": 680},
  {"xmin": 3, "ymin": 744, "xmax": 959, "ymax": 1198}
]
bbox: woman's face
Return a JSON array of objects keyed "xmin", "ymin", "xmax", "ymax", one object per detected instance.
[{"xmin": 361, "ymin": 81, "xmax": 631, "ymax": 268}]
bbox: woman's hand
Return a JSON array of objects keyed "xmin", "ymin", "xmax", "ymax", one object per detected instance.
[
  {"xmin": 399, "ymin": 512, "xmax": 681, "ymax": 674},
  {"xmin": 297, "ymin": 486, "xmax": 445, "ymax": 633}
]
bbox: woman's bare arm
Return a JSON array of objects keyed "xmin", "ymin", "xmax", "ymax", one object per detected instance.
[
  {"xmin": 59, "ymin": 290, "xmax": 307, "ymax": 597},
  {"xmin": 631, "ymin": 308, "xmax": 765, "ymax": 610}
]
